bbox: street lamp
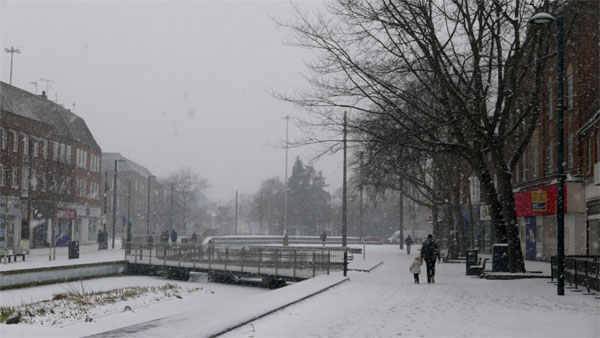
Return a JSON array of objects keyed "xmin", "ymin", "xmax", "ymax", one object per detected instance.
[
  {"xmin": 111, "ymin": 159, "xmax": 125, "ymax": 249},
  {"xmin": 4, "ymin": 47, "xmax": 20, "ymax": 85},
  {"xmin": 283, "ymin": 115, "xmax": 290, "ymax": 236},
  {"xmin": 529, "ymin": 12, "xmax": 565, "ymax": 296},
  {"xmin": 146, "ymin": 175, "xmax": 155, "ymax": 235}
]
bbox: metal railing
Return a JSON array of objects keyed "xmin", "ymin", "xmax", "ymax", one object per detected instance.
[
  {"xmin": 125, "ymin": 243, "xmax": 349, "ymax": 279},
  {"xmin": 551, "ymin": 255, "xmax": 599, "ymax": 293}
]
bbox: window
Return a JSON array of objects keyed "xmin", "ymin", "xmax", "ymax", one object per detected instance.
[
  {"xmin": 22, "ymin": 165, "xmax": 29, "ymax": 191},
  {"xmin": 66, "ymin": 176, "xmax": 72, "ymax": 195},
  {"xmin": 548, "ymin": 142, "xmax": 553, "ymax": 174},
  {"xmin": 0, "ymin": 164, "xmax": 4, "ymax": 187},
  {"xmin": 588, "ymin": 137, "xmax": 593, "ymax": 173},
  {"xmin": 567, "ymin": 75, "xmax": 574, "ymax": 110},
  {"xmin": 1, "ymin": 127, "xmax": 6, "ymax": 150},
  {"xmin": 52, "ymin": 142, "xmax": 59, "ymax": 161},
  {"xmin": 43, "ymin": 139, "xmax": 48, "ymax": 159},
  {"xmin": 533, "ymin": 143, "xmax": 539, "ymax": 178},
  {"xmin": 12, "ymin": 167, "xmax": 18, "ymax": 189},
  {"xmin": 33, "ymin": 139, "xmax": 39, "ymax": 157},
  {"xmin": 469, "ymin": 175, "xmax": 480, "ymax": 204},
  {"xmin": 11, "ymin": 130, "xmax": 18, "ymax": 152},
  {"xmin": 66, "ymin": 145, "xmax": 71, "ymax": 164},
  {"xmin": 568, "ymin": 133, "xmax": 574, "ymax": 169},
  {"xmin": 521, "ymin": 148, "xmax": 527, "ymax": 182},
  {"xmin": 42, "ymin": 172, "xmax": 47, "ymax": 192},
  {"xmin": 32, "ymin": 169, "xmax": 37, "ymax": 191},
  {"xmin": 59, "ymin": 143, "xmax": 65, "ymax": 163},
  {"xmin": 547, "ymin": 86, "xmax": 553, "ymax": 120},
  {"xmin": 22, "ymin": 133, "xmax": 29, "ymax": 156}
]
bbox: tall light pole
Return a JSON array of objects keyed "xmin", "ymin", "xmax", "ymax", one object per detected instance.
[
  {"xmin": 4, "ymin": 47, "xmax": 20, "ymax": 85},
  {"xmin": 283, "ymin": 115, "xmax": 290, "ymax": 236},
  {"xmin": 342, "ymin": 111, "xmax": 348, "ymax": 276},
  {"xmin": 111, "ymin": 159, "xmax": 125, "ymax": 248},
  {"xmin": 146, "ymin": 175, "xmax": 155, "ymax": 235},
  {"xmin": 529, "ymin": 12, "xmax": 565, "ymax": 296}
]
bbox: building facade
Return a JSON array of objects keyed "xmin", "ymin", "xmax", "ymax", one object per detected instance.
[
  {"xmin": 100, "ymin": 153, "xmax": 161, "ymax": 244},
  {"xmin": 513, "ymin": 1, "xmax": 599, "ymax": 260},
  {"xmin": 0, "ymin": 82, "xmax": 102, "ymax": 249}
]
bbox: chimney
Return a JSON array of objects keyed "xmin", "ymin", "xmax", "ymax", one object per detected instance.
[{"xmin": 41, "ymin": 91, "xmax": 47, "ymax": 98}]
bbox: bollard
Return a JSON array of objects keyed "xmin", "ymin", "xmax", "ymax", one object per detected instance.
[
  {"xmin": 312, "ymin": 251, "xmax": 316, "ymax": 277},
  {"xmin": 139, "ymin": 246, "xmax": 143, "ymax": 261},
  {"xmin": 293, "ymin": 250, "xmax": 297, "ymax": 279},
  {"xmin": 225, "ymin": 247, "xmax": 229, "ymax": 271},
  {"xmin": 241, "ymin": 247, "xmax": 245, "ymax": 273},
  {"xmin": 327, "ymin": 250, "xmax": 331, "ymax": 275},
  {"xmin": 275, "ymin": 249, "xmax": 279, "ymax": 278},
  {"xmin": 134, "ymin": 247, "xmax": 137, "ymax": 264},
  {"xmin": 549, "ymin": 257, "xmax": 554, "ymax": 283},
  {"xmin": 258, "ymin": 248, "xmax": 262, "ymax": 274},
  {"xmin": 208, "ymin": 246, "xmax": 212, "ymax": 270},
  {"xmin": 583, "ymin": 260, "xmax": 595, "ymax": 295},
  {"xmin": 571, "ymin": 259, "xmax": 583, "ymax": 292}
]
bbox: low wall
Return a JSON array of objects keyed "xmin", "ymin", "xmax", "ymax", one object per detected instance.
[{"xmin": 0, "ymin": 261, "xmax": 128, "ymax": 290}]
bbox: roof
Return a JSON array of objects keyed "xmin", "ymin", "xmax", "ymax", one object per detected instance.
[
  {"xmin": 101, "ymin": 152, "xmax": 153, "ymax": 178},
  {"xmin": 0, "ymin": 81, "xmax": 101, "ymax": 151}
]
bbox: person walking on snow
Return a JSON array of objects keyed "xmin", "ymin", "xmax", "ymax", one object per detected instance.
[
  {"xmin": 421, "ymin": 234, "xmax": 439, "ymax": 283},
  {"xmin": 409, "ymin": 256, "xmax": 423, "ymax": 283},
  {"xmin": 404, "ymin": 235, "xmax": 414, "ymax": 254}
]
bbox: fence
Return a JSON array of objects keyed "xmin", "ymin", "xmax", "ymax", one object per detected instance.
[
  {"xmin": 125, "ymin": 243, "xmax": 350, "ymax": 279},
  {"xmin": 551, "ymin": 255, "xmax": 600, "ymax": 293}
]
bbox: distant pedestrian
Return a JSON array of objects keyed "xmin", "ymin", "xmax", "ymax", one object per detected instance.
[
  {"xmin": 320, "ymin": 231, "xmax": 327, "ymax": 247},
  {"xmin": 421, "ymin": 234, "xmax": 439, "ymax": 283},
  {"xmin": 404, "ymin": 235, "xmax": 414, "ymax": 254},
  {"xmin": 409, "ymin": 256, "xmax": 423, "ymax": 283},
  {"xmin": 171, "ymin": 230, "xmax": 178, "ymax": 244},
  {"xmin": 283, "ymin": 234, "xmax": 289, "ymax": 247}
]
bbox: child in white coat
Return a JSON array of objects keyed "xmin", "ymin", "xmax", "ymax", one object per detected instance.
[{"xmin": 409, "ymin": 256, "xmax": 423, "ymax": 283}]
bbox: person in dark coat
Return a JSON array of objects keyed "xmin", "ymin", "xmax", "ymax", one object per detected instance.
[
  {"xmin": 170, "ymin": 230, "xmax": 178, "ymax": 244},
  {"xmin": 320, "ymin": 231, "xmax": 327, "ymax": 247},
  {"xmin": 404, "ymin": 235, "xmax": 414, "ymax": 254},
  {"xmin": 421, "ymin": 234, "xmax": 439, "ymax": 283}
]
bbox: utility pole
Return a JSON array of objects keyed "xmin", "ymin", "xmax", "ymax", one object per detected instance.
[
  {"xmin": 342, "ymin": 111, "xmax": 348, "ymax": 277},
  {"xmin": 126, "ymin": 180, "xmax": 131, "ymax": 254},
  {"xmin": 111, "ymin": 159, "xmax": 124, "ymax": 248},
  {"xmin": 103, "ymin": 172, "xmax": 108, "ymax": 232},
  {"xmin": 146, "ymin": 175, "xmax": 155, "ymax": 235},
  {"xmin": 169, "ymin": 183, "xmax": 174, "ymax": 234},
  {"xmin": 259, "ymin": 191, "xmax": 263, "ymax": 235},
  {"xmin": 283, "ymin": 115, "xmax": 290, "ymax": 236},
  {"xmin": 4, "ymin": 47, "xmax": 20, "ymax": 85}
]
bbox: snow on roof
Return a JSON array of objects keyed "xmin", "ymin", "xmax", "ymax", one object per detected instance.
[
  {"xmin": 101, "ymin": 152, "xmax": 153, "ymax": 177},
  {"xmin": 0, "ymin": 81, "xmax": 100, "ymax": 151}
]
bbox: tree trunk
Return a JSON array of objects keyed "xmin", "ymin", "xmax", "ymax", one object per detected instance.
[{"xmin": 494, "ymin": 159, "xmax": 526, "ymax": 273}]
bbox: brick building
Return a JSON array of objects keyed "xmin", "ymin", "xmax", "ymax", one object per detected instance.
[
  {"xmin": 513, "ymin": 1, "xmax": 599, "ymax": 260},
  {"xmin": 100, "ymin": 153, "xmax": 162, "ymax": 244},
  {"xmin": 0, "ymin": 82, "xmax": 102, "ymax": 249}
]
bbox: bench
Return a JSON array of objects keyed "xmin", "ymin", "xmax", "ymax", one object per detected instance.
[
  {"xmin": 468, "ymin": 258, "xmax": 489, "ymax": 276},
  {"xmin": 0, "ymin": 247, "xmax": 27, "ymax": 263}
]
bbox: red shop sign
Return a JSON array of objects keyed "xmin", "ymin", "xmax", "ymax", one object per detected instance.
[
  {"xmin": 56, "ymin": 208, "xmax": 77, "ymax": 220},
  {"xmin": 514, "ymin": 184, "xmax": 568, "ymax": 218}
]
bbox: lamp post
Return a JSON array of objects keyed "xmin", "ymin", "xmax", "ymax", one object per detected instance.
[
  {"xmin": 111, "ymin": 159, "xmax": 125, "ymax": 249},
  {"xmin": 4, "ymin": 47, "xmax": 20, "ymax": 85},
  {"xmin": 146, "ymin": 175, "xmax": 155, "ymax": 235},
  {"xmin": 529, "ymin": 12, "xmax": 565, "ymax": 296},
  {"xmin": 283, "ymin": 115, "xmax": 290, "ymax": 236},
  {"xmin": 342, "ymin": 111, "xmax": 348, "ymax": 276}
]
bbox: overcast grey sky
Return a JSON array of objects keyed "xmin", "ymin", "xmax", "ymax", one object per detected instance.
[{"xmin": 1, "ymin": 0, "xmax": 342, "ymax": 201}]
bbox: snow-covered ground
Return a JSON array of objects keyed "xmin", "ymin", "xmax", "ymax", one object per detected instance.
[{"xmin": 0, "ymin": 244, "xmax": 598, "ymax": 337}]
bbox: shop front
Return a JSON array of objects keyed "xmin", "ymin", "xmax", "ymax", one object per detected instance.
[
  {"xmin": 0, "ymin": 197, "xmax": 22, "ymax": 249},
  {"xmin": 515, "ymin": 182, "xmax": 586, "ymax": 261}
]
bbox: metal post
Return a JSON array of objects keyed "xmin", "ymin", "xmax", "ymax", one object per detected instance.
[
  {"xmin": 342, "ymin": 111, "xmax": 348, "ymax": 276},
  {"xmin": 283, "ymin": 116, "xmax": 290, "ymax": 236},
  {"xmin": 146, "ymin": 175, "xmax": 154, "ymax": 235},
  {"xmin": 275, "ymin": 248, "xmax": 279, "ymax": 277},
  {"xmin": 126, "ymin": 180, "xmax": 131, "ymax": 254},
  {"xmin": 112, "ymin": 160, "xmax": 118, "ymax": 249},
  {"xmin": 293, "ymin": 250, "xmax": 297, "ymax": 278},
  {"xmin": 312, "ymin": 251, "xmax": 316, "ymax": 277},
  {"xmin": 241, "ymin": 247, "xmax": 245, "ymax": 273},
  {"xmin": 103, "ymin": 172, "xmax": 108, "ymax": 232},
  {"xmin": 235, "ymin": 191, "xmax": 238, "ymax": 235},
  {"xmin": 258, "ymin": 248, "xmax": 262, "ymax": 274},
  {"xmin": 555, "ymin": 16, "xmax": 565, "ymax": 296},
  {"xmin": 170, "ymin": 183, "xmax": 174, "ymax": 234},
  {"xmin": 225, "ymin": 247, "xmax": 229, "ymax": 270},
  {"xmin": 327, "ymin": 250, "xmax": 330, "ymax": 275}
]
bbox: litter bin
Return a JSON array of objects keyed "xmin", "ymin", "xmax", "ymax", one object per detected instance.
[
  {"xmin": 449, "ymin": 244, "xmax": 459, "ymax": 260},
  {"xmin": 466, "ymin": 249, "xmax": 478, "ymax": 275},
  {"xmin": 492, "ymin": 244, "xmax": 509, "ymax": 272},
  {"xmin": 68, "ymin": 241, "xmax": 80, "ymax": 259}
]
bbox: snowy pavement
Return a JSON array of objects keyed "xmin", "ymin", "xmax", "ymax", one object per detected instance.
[{"xmin": 0, "ymin": 244, "xmax": 598, "ymax": 337}]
